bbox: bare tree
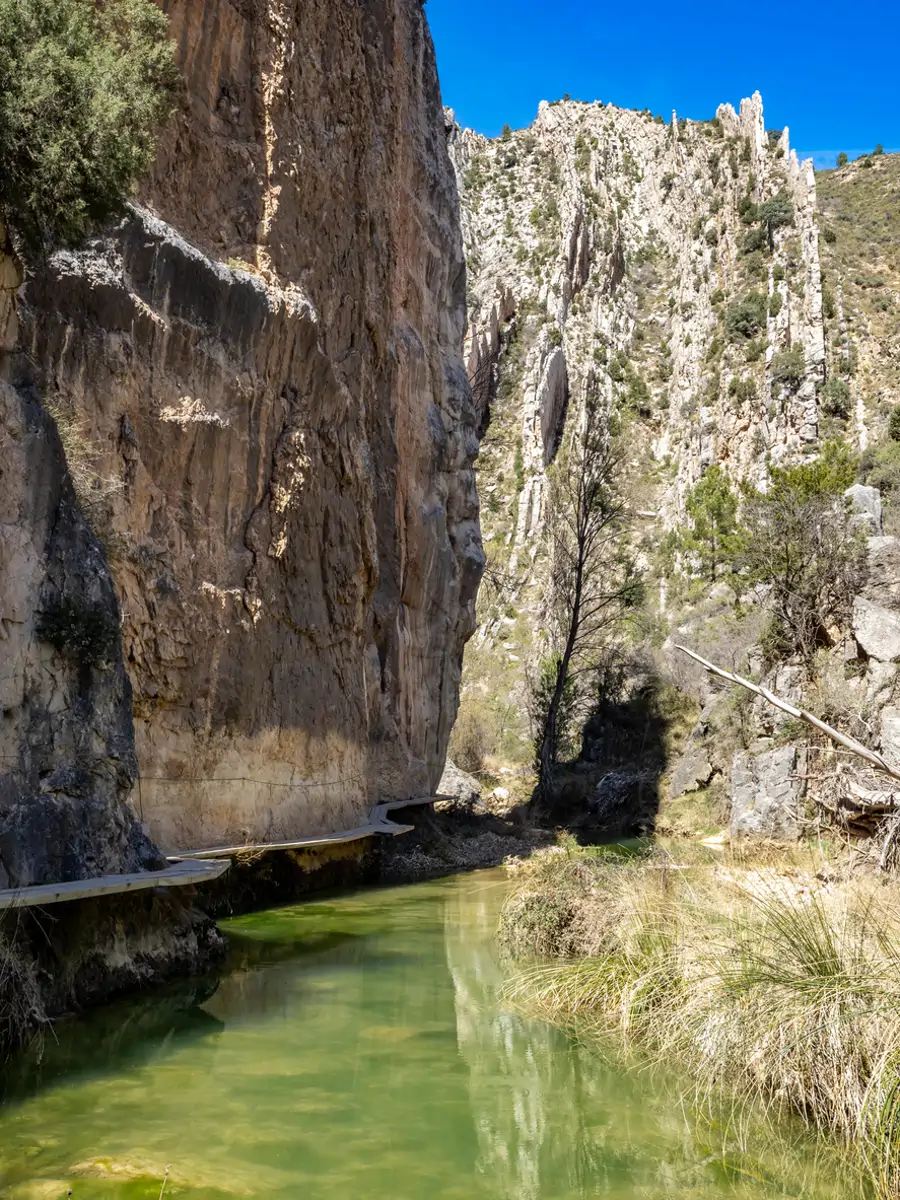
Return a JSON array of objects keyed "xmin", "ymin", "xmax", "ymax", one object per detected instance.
[{"xmin": 535, "ymin": 392, "xmax": 639, "ymax": 798}]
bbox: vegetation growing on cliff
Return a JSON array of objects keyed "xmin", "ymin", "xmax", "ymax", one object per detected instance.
[{"xmin": 0, "ymin": 0, "xmax": 177, "ymax": 257}]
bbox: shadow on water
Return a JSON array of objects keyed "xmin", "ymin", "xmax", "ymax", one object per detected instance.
[
  {"xmin": 0, "ymin": 888, "xmax": 396, "ymax": 1107},
  {"xmin": 0, "ymin": 977, "xmax": 224, "ymax": 1107}
]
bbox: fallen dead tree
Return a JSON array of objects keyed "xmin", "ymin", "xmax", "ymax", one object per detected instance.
[{"xmin": 674, "ymin": 643, "xmax": 900, "ymax": 855}]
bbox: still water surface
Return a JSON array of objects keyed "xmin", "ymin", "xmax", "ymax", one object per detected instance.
[{"xmin": 0, "ymin": 871, "xmax": 858, "ymax": 1199}]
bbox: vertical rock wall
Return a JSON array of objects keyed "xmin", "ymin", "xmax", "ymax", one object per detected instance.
[{"xmin": 8, "ymin": 0, "xmax": 482, "ymax": 862}]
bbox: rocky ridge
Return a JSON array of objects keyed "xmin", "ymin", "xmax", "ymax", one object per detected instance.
[
  {"xmin": 449, "ymin": 92, "xmax": 827, "ymax": 768},
  {"xmin": 450, "ymin": 94, "xmax": 900, "ymax": 838}
]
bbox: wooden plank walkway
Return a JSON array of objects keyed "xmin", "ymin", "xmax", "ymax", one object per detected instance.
[
  {"xmin": 0, "ymin": 793, "xmax": 450, "ymax": 910},
  {"xmin": 0, "ymin": 858, "xmax": 230, "ymax": 913},
  {"xmin": 166, "ymin": 794, "xmax": 451, "ymax": 863}
]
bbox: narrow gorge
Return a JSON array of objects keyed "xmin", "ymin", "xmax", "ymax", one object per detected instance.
[{"xmin": 1, "ymin": 0, "xmax": 900, "ymax": 1153}]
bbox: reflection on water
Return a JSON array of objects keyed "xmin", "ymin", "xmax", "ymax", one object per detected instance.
[{"xmin": 0, "ymin": 871, "xmax": 861, "ymax": 1199}]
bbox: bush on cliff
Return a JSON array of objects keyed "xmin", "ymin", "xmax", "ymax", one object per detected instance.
[
  {"xmin": 725, "ymin": 292, "xmax": 767, "ymax": 340},
  {"xmin": 0, "ymin": 0, "xmax": 177, "ymax": 258},
  {"xmin": 738, "ymin": 440, "xmax": 864, "ymax": 660}
]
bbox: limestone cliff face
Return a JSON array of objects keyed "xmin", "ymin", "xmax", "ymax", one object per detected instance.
[
  {"xmin": 452, "ymin": 93, "xmax": 900, "ymax": 839},
  {"xmin": 4, "ymin": 0, "xmax": 481, "ymax": 866},
  {"xmin": 452, "ymin": 93, "xmax": 824, "ymax": 553},
  {"xmin": 448, "ymin": 93, "xmax": 829, "ymax": 773}
]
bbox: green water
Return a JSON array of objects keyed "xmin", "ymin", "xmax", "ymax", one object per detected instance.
[{"xmin": 0, "ymin": 871, "xmax": 859, "ymax": 1200}]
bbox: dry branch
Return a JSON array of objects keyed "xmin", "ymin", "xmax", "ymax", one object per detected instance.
[
  {"xmin": 674, "ymin": 643, "xmax": 900, "ymax": 785},
  {"xmin": 675, "ymin": 644, "xmax": 900, "ymax": 857}
]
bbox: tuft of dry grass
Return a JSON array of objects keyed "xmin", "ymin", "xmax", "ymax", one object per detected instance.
[
  {"xmin": 0, "ymin": 914, "xmax": 47, "ymax": 1059},
  {"xmin": 46, "ymin": 398, "xmax": 124, "ymax": 518},
  {"xmin": 501, "ymin": 838, "xmax": 900, "ymax": 1198}
]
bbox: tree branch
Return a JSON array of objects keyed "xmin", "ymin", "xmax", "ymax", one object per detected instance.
[{"xmin": 673, "ymin": 643, "xmax": 900, "ymax": 783}]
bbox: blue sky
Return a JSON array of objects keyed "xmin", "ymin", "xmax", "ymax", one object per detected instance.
[{"xmin": 428, "ymin": 0, "xmax": 899, "ymax": 168}]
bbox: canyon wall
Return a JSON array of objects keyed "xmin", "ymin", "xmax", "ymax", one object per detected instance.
[
  {"xmin": 2, "ymin": 0, "xmax": 481, "ymax": 878},
  {"xmin": 449, "ymin": 94, "xmax": 826, "ymax": 769}
]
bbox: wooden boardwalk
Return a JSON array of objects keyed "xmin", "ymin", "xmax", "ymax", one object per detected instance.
[
  {"xmin": 166, "ymin": 795, "xmax": 449, "ymax": 862},
  {"xmin": 0, "ymin": 858, "xmax": 230, "ymax": 913},
  {"xmin": 0, "ymin": 794, "xmax": 448, "ymax": 911}
]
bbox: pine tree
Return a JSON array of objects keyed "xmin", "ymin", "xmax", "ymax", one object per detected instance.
[
  {"xmin": 681, "ymin": 465, "xmax": 740, "ymax": 581},
  {"xmin": 0, "ymin": 0, "xmax": 177, "ymax": 260}
]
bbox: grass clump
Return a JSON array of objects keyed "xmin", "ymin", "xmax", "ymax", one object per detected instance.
[{"xmin": 501, "ymin": 842, "xmax": 900, "ymax": 1198}]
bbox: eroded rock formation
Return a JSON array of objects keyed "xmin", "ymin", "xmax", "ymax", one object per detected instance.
[{"xmin": 2, "ymin": 0, "xmax": 481, "ymax": 882}]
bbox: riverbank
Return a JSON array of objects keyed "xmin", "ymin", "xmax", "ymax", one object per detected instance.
[
  {"xmin": 499, "ymin": 837, "xmax": 900, "ymax": 1198},
  {"xmin": 0, "ymin": 800, "xmax": 549, "ymax": 1063},
  {"xmin": 0, "ymin": 867, "xmax": 862, "ymax": 1199}
]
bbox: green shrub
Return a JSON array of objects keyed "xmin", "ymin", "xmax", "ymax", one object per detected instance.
[
  {"xmin": 862, "ymin": 438, "xmax": 900, "ymax": 497},
  {"xmin": 725, "ymin": 292, "xmax": 767, "ymax": 340},
  {"xmin": 768, "ymin": 291, "xmax": 783, "ymax": 318},
  {"xmin": 0, "ymin": 0, "xmax": 178, "ymax": 258},
  {"xmin": 822, "ymin": 377, "xmax": 851, "ymax": 419},
  {"xmin": 741, "ymin": 225, "xmax": 768, "ymax": 254},
  {"xmin": 874, "ymin": 143, "xmax": 884, "ymax": 156},
  {"xmin": 758, "ymin": 191, "xmax": 794, "ymax": 235},
  {"xmin": 770, "ymin": 345, "xmax": 806, "ymax": 389},
  {"xmin": 680, "ymin": 465, "xmax": 740, "ymax": 580},
  {"xmin": 738, "ymin": 192, "xmax": 759, "ymax": 225},
  {"xmin": 889, "ymin": 407, "xmax": 900, "ymax": 443},
  {"xmin": 836, "ymin": 151, "xmax": 848, "ymax": 168},
  {"xmin": 740, "ymin": 440, "xmax": 863, "ymax": 658},
  {"xmin": 36, "ymin": 596, "xmax": 119, "ymax": 665},
  {"xmin": 728, "ymin": 376, "xmax": 757, "ymax": 405}
]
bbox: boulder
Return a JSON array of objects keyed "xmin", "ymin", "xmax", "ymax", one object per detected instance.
[
  {"xmin": 438, "ymin": 760, "xmax": 483, "ymax": 810},
  {"xmin": 730, "ymin": 745, "xmax": 804, "ymax": 839},
  {"xmin": 845, "ymin": 484, "xmax": 883, "ymax": 535},
  {"xmin": 853, "ymin": 598, "xmax": 900, "ymax": 662},
  {"xmin": 861, "ymin": 537, "xmax": 900, "ymax": 609},
  {"xmin": 880, "ymin": 708, "xmax": 900, "ymax": 772},
  {"xmin": 669, "ymin": 746, "xmax": 715, "ymax": 797}
]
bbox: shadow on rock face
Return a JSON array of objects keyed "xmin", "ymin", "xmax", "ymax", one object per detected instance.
[{"xmin": 530, "ymin": 674, "xmax": 677, "ymax": 841}]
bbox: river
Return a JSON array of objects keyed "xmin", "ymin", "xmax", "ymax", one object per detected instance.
[{"xmin": 0, "ymin": 870, "xmax": 858, "ymax": 1198}]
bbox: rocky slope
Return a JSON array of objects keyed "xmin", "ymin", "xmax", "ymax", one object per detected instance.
[
  {"xmin": 450, "ymin": 94, "xmax": 825, "ymax": 763},
  {"xmin": 450, "ymin": 94, "xmax": 900, "ymax": 838},
  {"xmin": 3, "ymin": 0, "xmax": 481, "ymax": 870}
]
